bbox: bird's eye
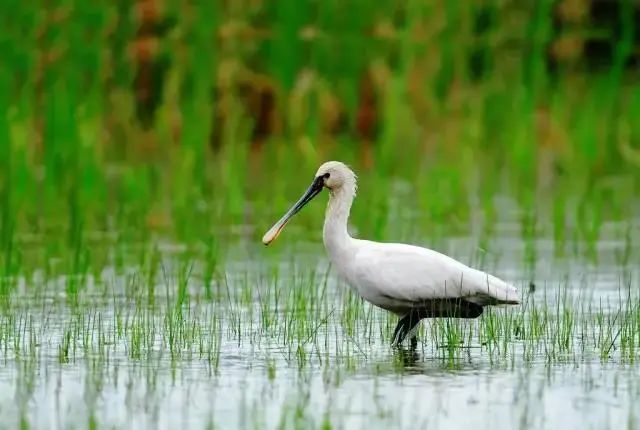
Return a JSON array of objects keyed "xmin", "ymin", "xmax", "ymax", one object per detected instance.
[{"xmin": 323, "ymin": 173, "xmax": 330, "ymax": 179}]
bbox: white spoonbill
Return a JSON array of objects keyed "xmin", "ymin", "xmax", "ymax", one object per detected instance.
[{"xmin": 262, "ymin": 161, "xmax": 519, "ymax": 346}]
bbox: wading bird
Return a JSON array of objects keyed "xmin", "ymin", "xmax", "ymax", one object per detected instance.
[{"xmin": 262, "ymin": 161, "xmax": 519, "ymax": 347}]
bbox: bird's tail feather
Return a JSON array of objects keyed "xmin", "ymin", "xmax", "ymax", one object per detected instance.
[{"xmin": 472, "ymin": 272, "xmax": 520, "ymax": 305}]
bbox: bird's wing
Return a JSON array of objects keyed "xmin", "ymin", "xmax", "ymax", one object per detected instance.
[{"xmin": 350, "ymin": 241, "xmax": 519, "ymax": 306}]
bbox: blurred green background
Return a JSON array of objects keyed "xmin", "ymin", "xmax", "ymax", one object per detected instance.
[{"xmin": 1, "ymin": 0, "xmax": 639, "ymax": 260}]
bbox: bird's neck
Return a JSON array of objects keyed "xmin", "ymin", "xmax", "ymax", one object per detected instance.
[{"xmin": 323, "ymin": 183, "xmax": 355, "ymax": 259}]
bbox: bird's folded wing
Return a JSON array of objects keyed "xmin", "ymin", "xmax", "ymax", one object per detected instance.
[{"xmin": 351, "ymin": 242, "xmax": 518, "ymax": 304}]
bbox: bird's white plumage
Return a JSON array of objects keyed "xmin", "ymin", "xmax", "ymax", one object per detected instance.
[
  {"xmin": 334, "ymin": 239, "xmax": 518, "ymax": 315},
  {"xmin": 265, "ymin": 160, "xmax": 519, "ymax": 321}
]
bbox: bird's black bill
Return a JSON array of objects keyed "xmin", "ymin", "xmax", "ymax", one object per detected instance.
[{"xmin": 262, "ymin": 176, "xmax": 324, "ymax": 245}]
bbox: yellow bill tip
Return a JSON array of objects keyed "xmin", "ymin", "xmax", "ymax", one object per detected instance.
[
  {"xmin": 262, "ymin": 222, "xmax": 286, "ymax": 246},
  {"xmin": 261, "ymin": 233, "xmax": 274, "ymax": 245}
]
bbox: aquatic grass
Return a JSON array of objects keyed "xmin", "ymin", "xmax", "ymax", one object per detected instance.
[
  {"xmin": 4, "ymin": 261, "xmax": 640, "ymax": 368},
  {"xmin": 2, "ymin": 261, "xmax": 640, "ymax": 428}
]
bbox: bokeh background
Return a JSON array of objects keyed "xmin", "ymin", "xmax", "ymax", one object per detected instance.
[{"xmin": 1, "ymin": 0, "xmax": 640, "ymax": 262}]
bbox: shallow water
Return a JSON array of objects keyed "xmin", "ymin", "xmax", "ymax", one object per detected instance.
[{"xmin": 1, "ymin": 223, "xmax": 639, "ymax": 429}]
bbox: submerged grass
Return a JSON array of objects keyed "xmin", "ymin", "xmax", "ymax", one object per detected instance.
[
  {"xmin": 2, "ymin": 237, "xmax": 640, "ymax": 428},
  {"xmin": 2, "ymin": 259, "xmax": 639, "ymax": 369}
]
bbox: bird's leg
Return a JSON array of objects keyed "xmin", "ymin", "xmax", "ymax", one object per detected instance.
[
  {"xmin": 391, "ymin": 309, "xmax": 422, "ymax": 347},
  {"xmin": 410, "ymin": 336, "xmax": 418, "ymax": 349}
]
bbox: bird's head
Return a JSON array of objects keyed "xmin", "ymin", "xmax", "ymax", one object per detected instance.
[
  {"xmin": 262, "ymin": 161, "xmax": 356, "ymax": 245},
  {"xmin": 314, "ymin": 161, "xmax": 357, "ymax": 192}
]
